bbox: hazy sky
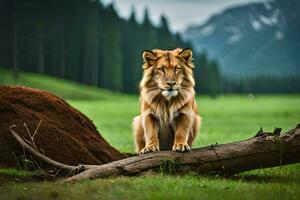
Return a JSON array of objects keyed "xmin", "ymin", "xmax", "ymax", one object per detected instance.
[{"xmin": 101, "ymin": 0, "xmax": 268, "ymax": 32}]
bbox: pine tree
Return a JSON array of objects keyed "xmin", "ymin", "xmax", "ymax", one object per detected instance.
[
  {"xmin": 120, "ymin": 7, "xmax": 140, "ymax": 93},
  {"xmin": 141, "ymin": 8, "xmax": 158, "ymax": 50},
  {"xmin": 157, "ymin": 14, "xmax": 174, "ymax": 49},
  {"xmin": 99, "ymin": 4, "xmax": 123, "ymax": 91},
  {"xmin": 194, "ymin": 52, "xmax": 221, "ymax": 97},
  {"xmin": 82, "ymin": 0, "xmax": 100, "ymax": 86}
]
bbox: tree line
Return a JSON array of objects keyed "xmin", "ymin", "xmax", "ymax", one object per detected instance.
[
  {"xmin": 222, "ymin": 75, "xmax": 300, "ymax": 94},
  {"xmin": 0, "ymin": 0, "xmax": 222, "ymax": 96},
  {"xmin": 1, "ymin": 0, "xmax": 297, "ymax": 95}
]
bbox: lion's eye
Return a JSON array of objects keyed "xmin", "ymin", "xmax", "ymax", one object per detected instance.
[
  {"xmin": 158, "ymin": 68, "xmax": 165, "ymax": 73},
  {"xmin": 174, "ymin": 67, "xmax": 181, "ymax": 72}
]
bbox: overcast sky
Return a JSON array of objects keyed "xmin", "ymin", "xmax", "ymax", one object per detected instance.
[{"xmin": 101, "ymin": 0, "xmax": 268, "ymax": 32}]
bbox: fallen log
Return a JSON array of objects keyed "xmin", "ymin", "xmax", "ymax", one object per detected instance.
[{"xmin": 10, "ymin": 123, "xmax": 300, "ymax": 182}]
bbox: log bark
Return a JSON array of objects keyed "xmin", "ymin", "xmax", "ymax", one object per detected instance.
[{"xmin": 10, "ymin": 123, "xmax": 300, "ymax": 182}]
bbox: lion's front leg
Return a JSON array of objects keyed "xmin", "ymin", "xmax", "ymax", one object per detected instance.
[
  {"xmin": 140, "ymin": 113, "xmax": 160, "ymax": 154},
  {"xmin": 172, "ymin": 113, "xmax": 193, "ymax": 152}
]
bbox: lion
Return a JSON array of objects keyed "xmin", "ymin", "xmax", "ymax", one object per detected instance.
[{"xmin": 133, "ymin": 48, "xmax": 201, "ymax": 154}]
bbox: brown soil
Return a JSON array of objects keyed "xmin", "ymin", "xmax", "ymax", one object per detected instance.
[{"xmin": 0, "ymin": 86, "xmax": 127, "ymax": 167}]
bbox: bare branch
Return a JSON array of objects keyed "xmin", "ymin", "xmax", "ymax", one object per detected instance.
[
  {"xmin": 24, "ymin": 122, "xmax": 37, "ymax": 150},
  {"xmin": 33, "ymin": 120, "xmax": 42, "ymax": 139}
]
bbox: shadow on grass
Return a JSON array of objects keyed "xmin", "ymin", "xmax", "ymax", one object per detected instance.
[
  {"xmin": 0, "ymin": 168, "xmax": 51, "ymax": 185},
  {"xmin": 228, "ymin": 167, "xmax": 300, "ymax": 185},
  {"xmin": 0, "ymin": 174, "xmax": 41, "ymax": 185}
]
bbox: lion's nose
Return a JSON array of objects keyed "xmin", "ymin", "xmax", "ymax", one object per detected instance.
[{"xmin": 166, "ymin": 81, "xmax": 176, "ymax": 87}]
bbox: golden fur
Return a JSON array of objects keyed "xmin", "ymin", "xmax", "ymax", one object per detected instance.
[{"xmin": 133, "ymin": 48, "xmax": 201, "ymax": 154}]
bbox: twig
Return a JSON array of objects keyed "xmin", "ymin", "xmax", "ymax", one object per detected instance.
[
  {"xmin": 24, "ymin": 120, "xmax": 42, "ymax": 150},
  {"xmin": 24, "ymin": 123, "xmax": 34, "ymax": 147},
  {"xmin": 33, "ymin": 120, "xmax": 42, "ymax": 139}
]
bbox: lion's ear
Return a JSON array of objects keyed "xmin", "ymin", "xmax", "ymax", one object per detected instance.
[
  {"xmin": 143, "ymin": 50, "xmax": 157, "ymax": 65},
  {"xmin": 179, "ymin": 48, "xmax": 193, "ymax": 63}
]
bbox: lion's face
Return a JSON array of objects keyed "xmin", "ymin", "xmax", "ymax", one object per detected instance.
[{"xmin": 141, "ymin": 48, "xmax": 194, "ymax": 101}]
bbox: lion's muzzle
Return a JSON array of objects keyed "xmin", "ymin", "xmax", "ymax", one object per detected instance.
[{"xmin": 162, "ymin": 89, "xmax": 178, "ymax": 100}]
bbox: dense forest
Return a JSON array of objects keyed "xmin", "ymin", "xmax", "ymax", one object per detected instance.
[
  {"xmin": 0, "ymin": 0, "xmax": 221, "ymax": 96},
  {"xmin": 0, "ymin": 0, "xmax": 297, "ymax": 95},
  {"xmin": 223, "ymin": 75, "xmax": 300, "ymax": 94}
]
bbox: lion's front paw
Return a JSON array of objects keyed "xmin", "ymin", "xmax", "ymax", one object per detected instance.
[
  {"xmin": 172, "ymin": 143, "xmax": 190, "ymax": 152},
  {"xmin": 140, "ymin": 144, "xmax": 160, "ymax": 155}
]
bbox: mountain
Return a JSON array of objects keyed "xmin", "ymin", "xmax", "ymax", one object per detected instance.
[{"xmin": 184, "ymin": 0, "xmax": 300, "ymax": 78}]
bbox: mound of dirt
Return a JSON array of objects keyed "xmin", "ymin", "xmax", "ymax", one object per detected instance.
[{"xmin": 0, "ymin": 86, "xmax": 127, "ymax": 167}]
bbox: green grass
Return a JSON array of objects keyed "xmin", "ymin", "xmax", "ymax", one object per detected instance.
[
  {"xmin": 0, "ymin": 168, "xmax": 37, "ymax": 177},
  {"xmin": 1, "ymin": 175, "xmax": 300, "ymax": 200},
  {"xmin": 0, "ymin": 68, "xmax": 120, "ymax": 100},
  {"xmin": 1, "ymin": 68, "xmax": 300, "ymax": 199},
  {"xmin": 68, "ymin": 95, "xmax": 300, "ymax": 153}
]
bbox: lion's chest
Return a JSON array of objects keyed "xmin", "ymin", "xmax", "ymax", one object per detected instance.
[
  {"xmin": 154, "ymin": 104, "xmax": 179, "ymax": 150},
  {"xmin": 158, "ymin": 119, "xmax": 174, "ymax": 150}
]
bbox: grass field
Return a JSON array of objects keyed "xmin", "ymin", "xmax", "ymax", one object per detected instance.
[
  {"xmin": 69, "ymin": 95, "xmax": 300, "ymax": 153},
  {"xmin": 1, "ymin": 69, "xmax": 300, "ymax": 199}
]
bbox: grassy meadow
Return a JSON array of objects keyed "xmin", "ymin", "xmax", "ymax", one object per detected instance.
[
  {"xmin": 69, "ymin": 95, "xmax": 300, "ymax": 153},
  {"xmin": 1, "ymin": 69, "xmax": 300, "ymax": 199}
]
